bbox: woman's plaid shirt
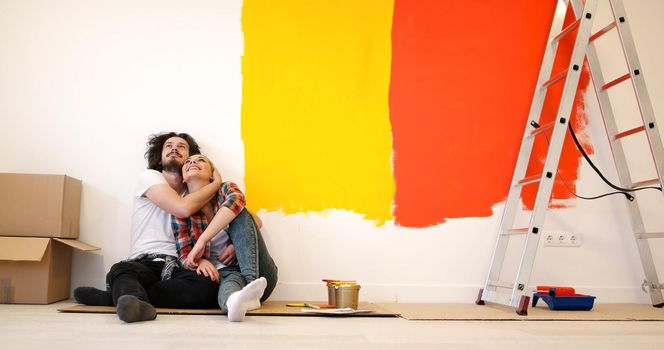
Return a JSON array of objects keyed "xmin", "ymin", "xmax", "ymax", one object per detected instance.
[{"xmin": 171, "ymin": 181, "xmax": 246, "ymax": 266}]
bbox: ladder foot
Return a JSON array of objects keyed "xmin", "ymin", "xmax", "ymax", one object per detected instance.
[
  {"xmin": 516, "ymin": 295, "xmax": 530, "ymax": 316},
  {"xmin": 475, "ymin": 289, "xmax": 485, "ymax": 305},
  {"xmin": 653, "ymin": 303, "xmax": 664, "ymax": 308}
]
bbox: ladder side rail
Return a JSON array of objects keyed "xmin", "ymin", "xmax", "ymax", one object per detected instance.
[
  {"xmin": 480, "ymin": 0, "xmax": 571, "ymax": 300},
  {"xmin": 586, "ymin": 41, "xmax": 663, "ymax": 306},
  {"xmin": 523, "ymin": 0, "xmax": 572, "ymax": 135},
  {"xmin": 583, "ymin": 0, "xmax": 663, "ymax": 306},
  {"xmin": 500, "ymin": 0, "xmax": 571, "ymax": 230},
  {"xmin": 608, "ymin": 0, "xmax": 664, "ymax": 306},
  {"xmin": 585, "ymin": 43, "xmax": 643, "ymax": 234},
  {"xmin": 585, "ymin": 47, "xmax": 642, "ymax": 226},
  {"xmin": 610, "ymin": 0, "xmax": 664, "ymax": 188},
  {"xmin": 510, "ymin": 0, "xmax": 600, "ymax": 308}
]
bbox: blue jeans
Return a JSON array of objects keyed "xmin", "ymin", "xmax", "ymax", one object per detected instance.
[{"xmin": 218, "ymin": 209, "xmax": 278, "ymax": 311}]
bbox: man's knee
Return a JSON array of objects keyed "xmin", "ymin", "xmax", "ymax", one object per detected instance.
[
  {"xmin": 107, "ymin": 261, "xmax": 156, "ymax": 286},
  {"xmin": 108, "ymin": 261, "xmax": 140, "ymax": 279}
]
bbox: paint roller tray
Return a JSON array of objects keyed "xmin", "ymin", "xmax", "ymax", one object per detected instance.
[{"xmin": 532, "ymin": 293, "xmax": 596, "ymax": 311}]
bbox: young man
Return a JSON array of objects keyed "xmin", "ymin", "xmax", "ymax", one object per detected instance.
[{"xmin": 74, "ymin": 132, "xmax": 224, "ymax": 323}]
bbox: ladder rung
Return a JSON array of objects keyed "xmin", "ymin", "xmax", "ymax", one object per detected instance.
[
  {"xmin": 552, "ymin": 18, "xmax": 581, "ymax": 43},
  {"xmin": 632, "ymin": 178, "xmax": 660, "ymax": 188},
  {"xmin": 503, "ymin": 228, "xmax": 528, "ymax": 236},
  {"xmin": 614, "ymin": 125, "xmax": 645, "ymax": 140},
  {"xmin": 530, "ymin": 121, "xmax": 554, "ymax": 137},
  {"xmin": 517, "ymin": 174, "xmax": 542, "ymax": 186},
  {"xmin": 589, "ymin": 21, "xmax": 616, "ymax": 42},
  {"xmin": 602, "ymin": 73, "xmax": 631, "ymax": 91},
  {"xmin": 542, "ymin": 70, "xmax": 568, "ymax": 89},
  {"xmin": 488, "ymin": 281, "xmax": 514, "ymax": 289},
  {"xmin": 636, "ymin": 232, "xmax": 664, "ymax": 239}
]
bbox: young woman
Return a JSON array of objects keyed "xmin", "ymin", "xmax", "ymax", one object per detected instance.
[{"xmin": 172, "ymin": 154, "xmax": 278, "ymax": 321}]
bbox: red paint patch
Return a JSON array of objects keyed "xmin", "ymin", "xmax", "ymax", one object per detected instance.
[{"xmin": 389, "ymin": 0, "xmax": 591, "ymax": 227}]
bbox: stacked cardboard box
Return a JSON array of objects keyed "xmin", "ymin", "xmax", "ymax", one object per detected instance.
[{"xmin": 0, "ymin": 173, "xmax": 99, "ymax": 304}]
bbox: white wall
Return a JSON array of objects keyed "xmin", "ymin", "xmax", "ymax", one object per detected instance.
[{"xmin": 1, "ymin": 0, "xmax": 662, "ymax": 304}]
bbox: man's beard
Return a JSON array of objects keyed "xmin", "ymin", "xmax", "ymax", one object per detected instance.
[{"xmin": 162, "ymin": 158, "xmax": 183, "ymax": 173}]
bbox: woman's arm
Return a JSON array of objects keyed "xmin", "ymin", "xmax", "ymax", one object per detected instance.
[
  {"xmin": 186, "ymin": 182, "xmax": 246, "ymax": 267},
  {"xmin": 186, "ymin": 206, "xmax": 238, "ymax": 267}
]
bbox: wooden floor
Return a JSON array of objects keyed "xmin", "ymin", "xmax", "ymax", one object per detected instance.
[{"xmin": 3, "ymin": 300, "xmax": 664, "ymax": 349}]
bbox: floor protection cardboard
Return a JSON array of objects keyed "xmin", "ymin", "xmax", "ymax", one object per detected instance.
[
  {"xmin": 376, "ymin": 303, "xmax": 664, "ymax": 321},
  {"xmin": 58, "ymin": 300, "xmax": 399, "ymax": 317}
]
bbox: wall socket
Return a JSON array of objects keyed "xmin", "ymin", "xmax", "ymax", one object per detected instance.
[{"xmin": 543, "ymin": 232, "xmax": 582, "ymax": 247}]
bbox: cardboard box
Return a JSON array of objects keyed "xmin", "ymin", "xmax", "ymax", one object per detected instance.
[
  {"xmin": 0, "ymin": 236, "xmax": 99, "ymax": 304},
  {"xmin": 0, "ymin": 173, "xmax": 82, "ymax": 238}
]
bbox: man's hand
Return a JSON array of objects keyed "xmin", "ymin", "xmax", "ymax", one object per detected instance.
[
  {"xmin": 217, "ymin": 243, "xmax": 237, "ymax": 266},
  {"xmin": 196, "ymin": 258, "xmax": 219, "ymax": 282}
]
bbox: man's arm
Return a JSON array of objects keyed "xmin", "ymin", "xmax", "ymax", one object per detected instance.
[
  {"xmin": 145, "ymin": 176, "xmax": 221, "ymax": 218},
  {"xmin": 195, "ymin": 258, "xmax": 219, "ymax": 282}
]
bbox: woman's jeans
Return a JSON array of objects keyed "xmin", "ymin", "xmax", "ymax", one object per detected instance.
[{"xmin": 217, "ymin": 208, "xmax": 278, "ymax": 311}]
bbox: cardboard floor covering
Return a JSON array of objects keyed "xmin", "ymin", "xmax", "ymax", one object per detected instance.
[
  {"xmin": 375, "ymin": 303, "xmax": 664, "ymax": 321},
  {"xmin": 58, "ymin": 301, "xmax": 398, "ymax": 317},
  {"xmin": 59, "ymin": 301, "xmax": 664, "ymax": 321}
]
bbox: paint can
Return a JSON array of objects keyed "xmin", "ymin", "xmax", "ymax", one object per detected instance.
[
  {"xmin": 327, "ymin": 282, "xmax": 336, "ymax": 306},
  {"xmin": 334, "ymin": 284, "xmax": 360, "ymax": 309}
]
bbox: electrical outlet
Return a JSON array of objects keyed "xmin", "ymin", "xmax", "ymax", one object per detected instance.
[
  {"xmin": 543, "ymin": 232, "xmax": 582, "ymax": 247},
  {"xmin": 568, "ymin": 233, "xmax": 582, "ymax": 247},
  {"xmin": 544, "ymin": 233, "xmax": 556, "ymax": 246}
]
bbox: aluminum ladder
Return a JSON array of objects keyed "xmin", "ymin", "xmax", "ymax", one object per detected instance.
[{"xmin": 476, "ymin": 0, "xmax": 664, "ymax": 315}]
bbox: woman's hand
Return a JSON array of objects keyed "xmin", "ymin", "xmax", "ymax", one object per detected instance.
[
  {"xmin": 185, "ymin": 242, "xmax": 206, "ymax": 269},
  {"xmin": 212, "ymin": 168, "xmax": 222, "ymax": 183},
  {"xmin": 217, "ymin": 243, "xmax": 237, "ymax": 266},
  {"xmin": 196, "ymin": 258, "xmax": 219, "ymax": 283}
]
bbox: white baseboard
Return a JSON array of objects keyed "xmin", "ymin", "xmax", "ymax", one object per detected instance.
[
  {"xmin": 269, "ymin": 283, "xmax": 654, "ymax": 304},
  {"xmin": 70, "ymin": 278, "xmax": 654, "ymax": 304}
]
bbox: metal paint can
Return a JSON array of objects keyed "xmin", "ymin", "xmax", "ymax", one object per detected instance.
[
  {"xmin": 327, "ymin": 282, "xmax": 336, "ymax": 306},
  {"xmin": 334, "ymin": 284, "xmax": 361, "ymax": 309}
]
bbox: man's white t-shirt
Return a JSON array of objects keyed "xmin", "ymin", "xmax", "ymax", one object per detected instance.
[{"xmin": 128, "ymin": 169, "xmax": 178, "ymax": 259}]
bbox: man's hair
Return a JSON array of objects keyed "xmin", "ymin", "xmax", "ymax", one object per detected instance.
[{"xmin": 145, "ymin": 132, "xmax": 201, "ymax": 171}]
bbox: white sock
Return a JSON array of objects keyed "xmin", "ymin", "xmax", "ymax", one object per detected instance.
[{"xmin": 226, "ymin": 277, "xmax": 267, "ymax": 322}]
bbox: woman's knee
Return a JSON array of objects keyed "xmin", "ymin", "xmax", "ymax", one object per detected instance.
[{"xmin": 229, "ymin": 209, "xmax": 256, "ymax": 230}]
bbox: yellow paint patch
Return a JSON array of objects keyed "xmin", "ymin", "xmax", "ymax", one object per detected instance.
[{"xmin": 241, "ymin": 0, "xmax": 395, "ymax": 223}]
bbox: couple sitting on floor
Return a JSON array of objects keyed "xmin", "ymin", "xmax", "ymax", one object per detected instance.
[{"xmin": 74, "ymin": 132, "xmax": 278, "ymax": 323}]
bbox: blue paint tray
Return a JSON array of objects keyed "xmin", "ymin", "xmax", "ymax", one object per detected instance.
[{"xmin": 532, "ymin": 292, "xmax": 596, "ymax": 311}]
